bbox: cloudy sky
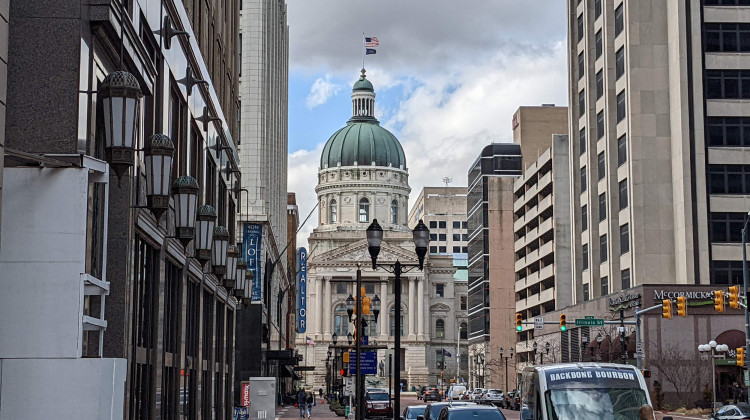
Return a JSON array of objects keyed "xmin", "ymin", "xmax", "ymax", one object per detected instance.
[{"xmin": 286, "ymin": 0, "xmax": 569, "ymax": 247}]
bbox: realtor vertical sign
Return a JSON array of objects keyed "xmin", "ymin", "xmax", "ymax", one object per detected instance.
[
  {"xmin": 243, "ymin": 223, "xmax": 263, "ymax": 302},
  {"xmin": 297, "ymin": 247, "xmax": 307, "ymax": 333}
]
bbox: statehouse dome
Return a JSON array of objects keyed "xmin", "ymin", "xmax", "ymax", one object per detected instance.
[{"xmin": 320, "ymin": 69, "xmax": 406, "ymax": 169}]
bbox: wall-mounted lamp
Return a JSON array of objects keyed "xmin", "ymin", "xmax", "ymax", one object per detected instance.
[
  {"xmin": 194, "ymin": 205, "xmax": 217, "ymax": 264},
  {"xmin": 99, "ymin": 70, "xmax": 143, "ymax": 180},
  {"xmin": 235, "ymin": 259, "xmax": 248, "ymax": 297},
  {"xmin": 143, "ymin": 134, "xmax": 174, "ymax": 219},
  {"xmin": 211, "ymin": 226, "xmax": 230, "ymax": 278},
  {"xmin": 224, "ymin": 245, "xmax": 239, "ymax": 289},
  {"xmin": 172, "ymin": 176, "xmax": 199, "ymax": 247}
]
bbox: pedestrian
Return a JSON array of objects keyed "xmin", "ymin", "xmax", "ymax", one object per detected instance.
[
  {"xmin": 638, "ymin": 404, "xmax": 656, "ymax": 420},
  {"xmin": 319, "ymin": 388, "xmax": 323, "ymax": 399},
  {"xmin": 306, "ymin": 392, "xmax": 314, "ymax": 418},
  {"xmin": 297, "ymin": 389, "xmax": 307, "ymax": 418}
]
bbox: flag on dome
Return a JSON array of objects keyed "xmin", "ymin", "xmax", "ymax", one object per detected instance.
[
  {"xmin": 365, "ymin": 48, "xmax": 377, "ymax": 55},
  {"xmin": 365, "ymin": 36, "xmax": 379, "ymax": 47}
]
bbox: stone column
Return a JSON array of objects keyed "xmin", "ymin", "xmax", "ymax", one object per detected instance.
[
  {"xmin": 417, "ymin": 277, "xmax": 425, "ymax": 339},
  {"xmin": 408, "ymin": 278, "xmax": 416, "ymax": 339},
  {"xmin": 380, "ymin": 279, "xmax": 388, "ymax": 338},
  {"xmin": 315, "ymin": 276, "xmax": 323, "ymax": 338},
  {"xmin": 324, "ymin": 277, "xmax": 332, "ymax": 338}
]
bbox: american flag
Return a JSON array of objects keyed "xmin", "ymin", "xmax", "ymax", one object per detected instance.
[
  {"xmin": 306, "ymin": 336, "xmax": 315, "ymax": 345},
  {"xmin": 365, "ymin": 37, "xmax": 379, "ymax": 47}
]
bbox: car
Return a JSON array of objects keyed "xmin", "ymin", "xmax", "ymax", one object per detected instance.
[
  {"xmin": 483, "ymin": 389, "xmax": 504, "ymax": 407},
  {"xmin": 423, "ymin": 387, "xmax": 443, "ymax": 402},
  {"xmin": 436, "ymin": 404, "xmax": 507, "ymax": 420},
  {"xmin": 447, "ymin": 385, "xmax": 468, "ymax": 401},
  {"xmin": 365, "ymin": 392, "xmax": 392, "ymax": 419},
  {"xmin": 503, "ymin": 391, "xmax": 520, "ymax": 411},
  {"xmin": 417, "ymin": 386, "xmax": 429, "ymax": 400},
  {"xmin": 403, "ymin": 404, "xmax": 427, "ymax": 420},
  {"xmin": 711, "ymin": 403, "xmax": 750, "ymax": 419},
  {"xmin": 470, "ymin": 388, "xmax": 486, "ymax": 401},
  {"xmin": 423, "ymin": 402, "xmax": 477, "ymax": 420}
]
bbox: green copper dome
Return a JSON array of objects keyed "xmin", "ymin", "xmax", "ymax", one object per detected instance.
[
  {"xmin": 321, "ymin": 121, "xmax": 406, "ymax": 169},
  {"xmin": 353, "ymin": 77, "xmax": 374, "ymax": 92}
]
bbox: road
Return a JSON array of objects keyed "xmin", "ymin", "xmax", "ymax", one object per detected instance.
[{"xmin": 399, "ymin": 395, "xmax": 519, "ymax": 420}]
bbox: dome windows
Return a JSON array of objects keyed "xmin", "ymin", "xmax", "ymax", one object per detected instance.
[
  {"xmin": 391, "ymin": 199, "xmax": 398, "ymax": 224},
  {"xmin": 330, "ymin": 199, "xmax": 338, "ymax": 223},
  {"xmin": 359, "ymin": 198, "xmax": 370, "ymax": 223}
]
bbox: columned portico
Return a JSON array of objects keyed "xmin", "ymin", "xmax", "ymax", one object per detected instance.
[
  {"xmin": 315, "ymin": 276, "xmax": 323, "ymax": 338},
  {"xmin": 323, "ymin": 276, "xmax": 332, "ymax": 339}
]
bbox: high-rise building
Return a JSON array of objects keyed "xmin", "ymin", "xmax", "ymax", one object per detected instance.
[
  {"xmin": 235, "ymin": 0, "xmax": 292, "ymax": 398},
  {"xmin": 566, "ymin": 0, "xmax": 750, "ymax": 299},
  {"xmin": 409, "ymin": 187, "xmax": 469, "ymax": 255},
  {"xmin": 0, "ymin": 2, "xmax": 6, "ymax": 247}
]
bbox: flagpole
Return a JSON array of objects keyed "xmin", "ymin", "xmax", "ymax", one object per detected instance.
[{"xmin": 362, "ymin": 32, "xmax": 365, "ymax": 69}]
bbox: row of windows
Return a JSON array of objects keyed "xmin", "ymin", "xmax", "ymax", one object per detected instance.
[
  {"xmin": 428, "ymin": 221, "xmax": 468, "ymax": 230},
  {"xmin": 706, "ymin": 117, "xmax": 750, "ymax": 147},
  {"xmin": 581, "ymin": 223, "xmax": 630, "ymax": 269},
  {"xmin": 705, "ymin": 70, "xmax": 750, "ymax": 99},
  {"xmin": 328, "ymin": 198, "xmax": 399, "ymax": 224},
  {"xmin": 430, "ymin": 246, "xmax": 469, "ymax": 254},
  {"xmin": 705, "ymin": 23, "xmax": 750, "ymax": 53},
  {"xmin": 576, "ymin": 3, "xmax": 624, "ymax": 43},
  {"xmin": 430, "ymin": 233, "xmax": 469, "ymax": 242},
  {"xmin": 708, "ymin": 164, "xmax": 750, "ymax": 194},
  {"xmin": 582, "ymin": 268, "xmax": 630, "ymax": 301},
  {"xmin": 704, "ymin": 0, "xmax": 750, "ymax": 5},
  {"xmin": 709, "ymin": 212, "xmax": 747, "ymax": 243}
]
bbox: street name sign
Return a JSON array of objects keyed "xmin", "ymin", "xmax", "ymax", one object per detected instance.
[
  {"xmin": 574, "ymin": 318, "xmax": 604, "ymax": 326},
  {"xmin": 534, "ymin": 317, "xmax": 544, "ymax": 330},
  {"xmin": 349, "ymin": 350, "xmax": 378, "ymax": 375}
]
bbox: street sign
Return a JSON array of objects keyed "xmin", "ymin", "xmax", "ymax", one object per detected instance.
[
  {"xmin": 585, "ymin": 316, "xmax": 594, "ymax": 319},
  {"xmin": 345, "ymin": 377, "xmax": 354, "ymax": 395},
  {"xmin": 574, "ymin": 318, "xmax": 604, "ymax": 326},
  {"xmin": 349, "ymin": 350, "xmax": 378, "ymax": 375},
  {"xmin": 635, "ymin": 353, "xmax": 645, "ymax": 359},
  {"xmin": 534, "ymin": 317, "xmax": 544, "ymax": 330},
  {"xmin": 636, "ymin": 342, "xmax": 643, "ymax": 354}
]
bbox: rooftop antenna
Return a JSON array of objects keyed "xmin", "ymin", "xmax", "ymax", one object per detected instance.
[{"xmin": 442, "ymin": 177, "xmax": 453, "ymax": 187}]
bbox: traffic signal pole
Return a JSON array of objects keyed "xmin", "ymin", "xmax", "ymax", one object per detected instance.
[
  {"xmin": 356, "ymin": 267, "xmax": 362, "ymax": 420},
  {"xmin": 743, "ymin": 221, "xmax": 749, "ymax": 388}
]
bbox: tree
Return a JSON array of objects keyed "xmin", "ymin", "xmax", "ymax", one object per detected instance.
[{"xmin": 648, "ymin": 343, "xmax": 711, "ymax": 407}]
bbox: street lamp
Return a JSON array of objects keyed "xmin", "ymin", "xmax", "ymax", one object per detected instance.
[
  {"xmin": 541, "ymin": 342, "xmax": 550, "ymax": 365},
  {"xmin": 234, "ymin": 259, "xmax": 248, "ymax": 298},
  {"xmin": 346, "ymin": 294, "xmax": 355, "ymax": 322},
  {"xmin": 478, "ymin": 353, "xmax": 485, "ymax": 388},
  {"xmin": 347, "ymin": 332, "xmax": 353, "ymax": 346},
  {"xmin": 223, "ymin": 245, "xmax": 239, "ymax": 289},
  {"xmin": 99, "ymin": 70, "xmax": 143, "ymax": 180},
  {"xmin": 194, "ymin": 205, "xmax": 217, "ymax": 264},
  {"xmin": 700, "ymin": 341, "xmax": 730, "ymax": 416},
  {"xmin": 366, "ymin": 218, "xmax": 429, "ymax": 420},
  {"xmin": 172, "ymin": 176, "xmax": 199, "ymax": 247},
  {"xmin": 211, "ymin": 226, "xmax": 230, "ymax": 278},
  {"xmin": 532, "ymin": 342, "xmax": 538, "ymax": 365},
  {"xmin": 372, "ymin": 294, "xmax": 381, "ymax": 322},
  {"xmin": 332, "ymin": 332, "xmax": 338, "ymax": 346},
  {"xmin": 499, "ymin": 347, "xmax": 513, "ymax": 391},
  {"xmin": 143, "ymin": 133, "xmax": 175, "ymax": 219}
]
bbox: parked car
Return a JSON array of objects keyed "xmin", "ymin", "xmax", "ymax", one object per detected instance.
[
  {"xmin": 436, "ymin": 404, "xmax": 506, "ymax": 420},
  {"xmin": 503, "ymin": 391, "xmax": 520, "ymax": 411},
  {"xmin": 417, "ymin": 386, "xmax": 429, "ymax": 401},
  {"xmin": 423, "ymin": 402, "xmax": 477, "ymax": 420},
  {"xmin": 365, "ymin": 392, "xmax": 392, "ymax": 419},
  {"xmin": 423, "ymin": 387, "xmax": 442, "ymax": 402},
  {"xmin": 484, "ymin": 389, "xmax": 504, "ymax": 406},
  {"xmin": 470, "ymin": 388, "xmax": 486, "ymax": 401},
  {"xmin": 403, "ymin": 405, "xmax": 427, "ymax": 420},
  {"xmin": 711, "ymin": 403, "xmax": 750, "ymax": 419},
  {"xmin": 447, "ymin": 385, "xmax": 468, "ymax": 401}
]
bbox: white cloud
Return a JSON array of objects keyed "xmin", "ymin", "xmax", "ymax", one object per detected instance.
[
  {"xmin": 288, "ymin": 144, "xmax": 324, "ymax": 249},
  {"xmin": 305, "ymin": 76, "xmax": 342, "ymax": 109}
]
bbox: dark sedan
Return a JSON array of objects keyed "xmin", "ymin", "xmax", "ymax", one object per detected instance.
[{"xmin": 403, "ymin": 405, "xmax": 427, "ymax": 420}]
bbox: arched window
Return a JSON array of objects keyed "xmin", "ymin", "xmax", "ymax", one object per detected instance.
[
  {"xmin": 330, "ymin": 199, "xmax": 338, "ymax": 223},
  {"xmin": 389, "ymin": 306, "xmax": 405, "ymax": 337},
  {"xmin": 391, "ymin": 199, "xmax": 398, "ymax": 224},
  {"xmin": 359, "ymin": 198, "xmax": 370, "ymax": 223},
  {"xmin": 460, "ymin": 322, "xmax": 468, "ymax": 340},
  {"xmin": 334, "ymin": 305, "xmax": 348, "ymax": 336},
  {"xmin": 435, "ymin": 319, "xmax": 445, "ymax": 338}
]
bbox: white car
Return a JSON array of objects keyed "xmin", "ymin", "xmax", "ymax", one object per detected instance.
[
  {"xmin": 470, "ymin": 388, "xmax": 486, "ymax": 401},
  {"xmin": 447, "ymin": 385, "xmax": 467, "ymax": 401}
]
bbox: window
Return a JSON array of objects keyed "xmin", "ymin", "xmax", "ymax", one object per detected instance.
[
  {"xmin": 359, "ymin": 198, "xmax": 370, "ymax": 222},
  {"xmin": 581, "ymin": 205, "xmax": 588, "ymax": 232},
  {"xmin": 462, "ymin": 233, "xmax": 468, "ymax": 241},
  {"xmin": 205, "ymin": 151, "xmax": 216, "ymax": 206},
  {"xmin": 583, "ymin": 283, "xmax": 590, "ymax": 301},
  {"xmin": 578, "ymin": 52, "xmax": 585, "ymax": 80},
  {"xmin": 617, "ymin": 91, "xmax": 626, "ymax": 122},
  {"xmin": 336, "ymin": 283, "xmax": 347, "ymax": 295},
  {"xmin": 579, "ymin": 89, "xmax": 586, "ymax": 115},
  {"xmin": 330, "ymin": 199, "xmax": 338, "ymax": 223},
  {"xmin": 430, "ymin": 246, "xmax": 438, "ymax": 254},
  {"xmin": 578, "ymin": 14, "xmax": 584, "ymax": 42},
  {"xmin": 709, "ymin": 212, "xmax": 745, "ymax": 242},
  {"xmin": 620, "ymin": 224, "xmax": 630, "ymax": 254},
  {"xmin": 334, "ymin": 305, "xmax": 349, "ymax": 336},
  {"xmin": 615, "ymin": 4, "xmax": 624, "ymax": 36},
  {"xmin": 616, "ymin": 48, "xmax": 625, "ymax": 80},
  {"xmin": 391, "ymin": 200, "xmax": 398, "ymax": 224},
  {"xmin": 460, "ymin": 295, "xmax": 467, "ymax": 310},
  {"xmin": 621, "ymin": 268, "xmax": 631, "ymax": 290},
  {"xmin": 599, "ymin": 193, "xmax": 607, "ymax": 221},
  {"xmin": 462, "ymin": 221, "xmax": 467, "ymax": 229},
  {"xmin": 364, "ymin": 283, "xmax": 375, "ymax": 294},
  {"xmin": 429, "ymin": 221, "xmax": 437, "ymax": 229},
  {"xmin": 184, "ymin": 280, "xmax": 200, "ymax": 419},
  {"xmin": 596, "ymin": 70, "xmax": 604, "ymax": 99},
  {"xmin": 462, "ymin": 246, "xmax": 468, "ymax": 253},
  {"xmin": 708, "ymin": 164, "xmax": 750, "ymax": 194},
  {"xmin": 711, "ymin": 261, "xmax": 744, "ymax": 285},
  {"xmin": 595, "ymin": 0, "xmax": 602, "ymax": 18},
  {"xmin": 582, "ymin": 244, "xmax": 589, "ymax": 270},
  {"xmin": 189, "ymin": 123, "xmax": 203, "ymax": 181},
  {"xmin": 435, "ymin": 319, "xmax": 445, "ymax": 338},
  {"xmin": 617, "ymin": 134, "xmax": 627, "ymax": 166},
  {"xmin": 169, "ymin": 83, "xmax": 187, "ymax": 180},
  {"xmin": 430, "ymin": 233, "xmax": 438, "ymax": 241},
  {"xmin": 579, "ymin": 127, "xmax": 587, "ymax": 155},
  {"xmin": 619, "ymin": 179, "xmax": 628, "ymax": 210},
  {"xmin": 595, "ymin": 30, "xmax": 603, "ymax": 59},
  {"xmin": 600, "ymin": 234, "xmax": 608, "ymax": 263},
  {"xmin": 439, "ymin": 234, "xmax": 447, "ymax": 241},
  {"xmin": 439, "ymin": 221, "xmax": 447, "ymax": 229},
  {"xmin": 390, "ymin": 306, "xmax": 405, "ymax": 336},
  {"xmin": 706, "ymin": 117, "xmax": 750, "ymax": 146},
  {"xmin": 705, "ymin": 70, "xmax": 750, "ymax": 99},
  {"xmin": 460, "ymin": 322, "xmax": 468, "ymax": 340},
  {"xmin": 453, "ymin": 234, "xmax": 461, "ymax": 241},
  {"xmin": 436, "ymin": 284, "xmax": 445, "ymax": 298},
  {"xmin": 581, "ymin": 166, "xmax": 587, "ymax": 192},
  {"xmin": 705, "ymin": 23, "xmax": 750, "ymax": 52},
  {"xmin": 439, "ymin": 246, "xmax": 447, "ymax": 253},
  {"xmin": 597, "ymin": 152, "xmax": 606, "ymax": 180},
  {"xmin": 601, "ymin": 277, "xmax": 609, "ymax": 296},
  {"xmin": 705, "ymin": 0, "xmax": 750, "ymax": 4},
  {"xmin": 131, "ymin": 237, "xmax": 159, "ymax": 420},
  {"xmin": 597, "ymin": 111, "xmax": 605, "ymax": 139},
  {"xmin": 453, "ymin": 246, "xmax": 461, "ymax": 253}
]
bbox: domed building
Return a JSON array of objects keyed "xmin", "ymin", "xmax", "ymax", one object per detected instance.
[{"xmin": 296, "ymin": 70, "xmax": 466, "ymax": 393}]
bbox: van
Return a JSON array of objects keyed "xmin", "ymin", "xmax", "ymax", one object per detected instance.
[{"xmin": 446, "ymin": 385, "xmax": 467, "ymax": 401}]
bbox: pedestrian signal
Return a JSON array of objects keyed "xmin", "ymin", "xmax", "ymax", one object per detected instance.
[
  {"xmin": 738, "ymin": 347, "xmax": 745, "ymax": 367},
  {"xmin": 559, "ymin": 314, "xmax": 567, "ymax": 332},
  {"xmin": 714, "ymin": 290, "xmax": 725, "ymax": 312},
  {"xmin": 341, "ymin": 368, "xmax": 348, "ymax": 377},
  {"xmin": 641, "ymin": 369, "xmax": 651, "ymax": 379},
  {"xmin": 676, "ymin": 296, "xmax": 687, "ymax": 317},
  {"xmin": 515, "ymin": 313, "xmax": 523, "ymax": 332},
  {"xmin": 661, "ymin": 299, "xmax": 672, "ymax": 319},
  {"xmin": 729, "ymin": 285, "xmax": 740, "ymax": 309}
]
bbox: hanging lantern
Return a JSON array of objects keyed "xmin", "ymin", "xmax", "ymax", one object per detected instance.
[
  {"xmin": 224, "ymin": 245, "xmax": 239, "ymax": 289},
  {"xmin": 172, "ymin": 176, "xmax": 199, "ymax": 247},
  {"xmin": 211, "ymin": 226, "xmax": 230, "ymax": 278},
  {"xmin": 194, "ymin": 205, "xmax": 217, "ymax": 264},
  {"xmin": 235, "ymin": 258, "xmax": 247, "ymax": 298},
  {"xmin": 144, "ymin": 134, "xmax": 174, "ymax": 219},
  {"xmin": 99, "ymin": 70, "xmax": 143, "ymax": 180},
  {"xmin": 243, "ymin": 269, "xmax": 254, "ymax": 304}
]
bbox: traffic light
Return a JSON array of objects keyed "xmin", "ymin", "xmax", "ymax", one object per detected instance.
[
  {"xmin": 343, "ymin": 352, "xmax": 350, "ymax": 363},
  {"xmin": 559, "ymin": 314, "xmax": 567, "ymax": 332},
  {"xmin": 676, "ymin": 296, "xmax": 687, "ymax": 317},
  {"xmin": 341, "ymin": 368, "xmax": 348, "ymax": 377},
  {"xmin": 738, "ymin": 347, "xmax": 746, "ymax": 367},
  {"xmin": 662, "ymin": 299, "xmax": 672, "ymax": 319},
  {"xmin": 729, "ymin": 286, "xmax": 740, "ymax": 309},
  {"xmin": 363, "ymin": 296, "xmax": 371, "ymax": 315},
  {"xmin": 641, "ymin": 369, "xmax": 651, "ymax": 379},
  {"xmin": 714, "ymin": 290, "xmax": 725, "ymax": 312},
  {"xmin": 515, "ymin": 313, "xmax": 523, "ymax": 332}
]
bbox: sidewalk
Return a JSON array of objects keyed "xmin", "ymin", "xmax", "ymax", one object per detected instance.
[{"xmin": 277, "ymin": 400, "xmax": 342, "ymax": 420}]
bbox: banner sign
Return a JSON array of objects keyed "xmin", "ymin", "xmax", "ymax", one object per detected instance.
[
  {"xmin": 241, "ymin": 382, "xmax": 251, "ymax": 407},
  {"xmin": 297, "ymin": 247, "xmax": 307, "ymax": 333},
  {"xmin": 243, "ymin": 223, "xmax": 263, "ymax": 302}
]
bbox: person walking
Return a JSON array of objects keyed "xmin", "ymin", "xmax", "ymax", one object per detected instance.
[
  {"xmin": 319, "ymin": 388, "xmax": 323, "ymax": 399},
  {"xmin": 297, "ymin": 389, "xmax": 307, "ymax": 418},
  {"xmin": 306, "ymin": 392, "xmax": 314, "ymax": 418}
]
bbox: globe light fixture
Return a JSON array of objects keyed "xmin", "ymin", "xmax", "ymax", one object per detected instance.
[
  {"xmin": 346, "ymin": 294, "xmax": 355, "ymax": 321},
  {"xmin": 172, "ymin": 176, "xmax": 199, "ymax": 246},
  {"xmin": 194, "ymin": 205, "xmax": 217, "ymax": 264},
  {"xmin": 143, "ymin": 134, "xmax": 174, "ymax": 219},
  {"xmin": 365, "ymin": 219, "xmax": 383, "ymax": 269},
  {"xmin": 411, "ymin": 219, "xmax": 430, "ymax": 270},
  {"xmin": 372, "ymin": 294, "xmax": 381, "ymax": 322},
  {"xmin": 332, "ymin": 332, "xmax": 338, "ymax": 346},
  {"xmin": 211, "ymin": 226, "xmax": 230, "ymax": 278},
  {"xmin": 347, "ymin": 332, "xmax": 353, "ymax": 346},
  {"xmin": 99, "ymin": 70, "xmax": 143, "ymax": 180}
]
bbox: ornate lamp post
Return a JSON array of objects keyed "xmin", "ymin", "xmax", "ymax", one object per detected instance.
[
  {"xmin": 194, "ymin": 205, "xmax": 217, "ymax": 264},
  {"xmin": 699, "ymin": 341, "xmax": 730, "ymax": 417},
  {"xmin": 499, "ymin": 346, "xmax": 513, "ymax": 391},
  {"xmin": 211, "ymin": 226, "xmax": 230, "ymax": 278},
  {"xmin": 366, "ymin": 219, "xmax": 429, "ymax": 420},
  {"xmin": 172, "ymin": 176, "xmax": 199, "ymax": 246},
  {"xmin": 99, "ymin": 70, "xmax": 143, "ymax": 180},
  {"xmin": 143, "ymin": 134, "xmax": 174, "ymax": 219}
]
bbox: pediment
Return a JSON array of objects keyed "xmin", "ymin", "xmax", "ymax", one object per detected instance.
[
  {"xmin": 430, "ymin": 303, "xmax": 451, "ymax": 312},
  {"xmin": 312, "ymin": 239, "xmax": 418, "ymax": 265}
]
